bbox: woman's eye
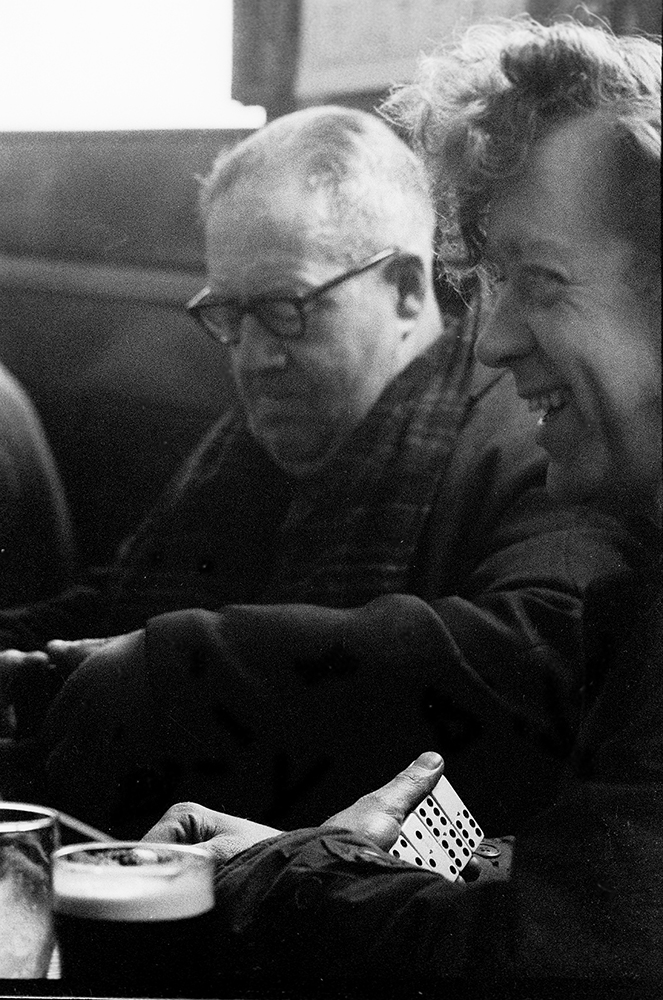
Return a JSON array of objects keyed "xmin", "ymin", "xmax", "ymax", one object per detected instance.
[{"xmin": 517, "ymin": 269, "xmax": 566, "ymax": 306}]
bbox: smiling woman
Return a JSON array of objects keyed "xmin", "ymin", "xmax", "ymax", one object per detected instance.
[
  {"xmin": 0, "ymin": 0, "xmax": 264, "ymax": 131},
  {"xmin": 476, "ymin": 114, "xmax": 661, "ymax": 508},
  {"xmin": 384, "ymin": 18, "xmax": 661, "ymax": 518}
]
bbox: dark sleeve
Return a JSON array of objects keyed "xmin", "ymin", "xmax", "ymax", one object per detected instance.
[
  {"xmin": 212, "ymin": 755, "xmax": 663, "ymax": 988},
  {"xmin": 36, "ymin": 582, "xmax": 663, "ymax": 974},
  {"xmin": 142, "ymin": 538, "xmax": 622, "ymax": 831},
  {"xmin": 145, "ymin": 502, "xmax": 635, "ymax": 751},
  {"xmin": 201, "ymin": 580, "xmax": 663, "ymax": 986},
  {"xmin": 212, "ymin": 827, "xmax": 506, "ymax": 990},
  {"xmin": 143, "ymin": 380, "xmax": 641, "ymax": 826},
  {"xmin": 410, "ymin": 365, "xmax": 643, "ymax": 752}
]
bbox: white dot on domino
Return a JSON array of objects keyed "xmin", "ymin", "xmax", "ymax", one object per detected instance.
[{"xmin": 429, "ymin": 775, "xmax": 484, "ymax": 852}]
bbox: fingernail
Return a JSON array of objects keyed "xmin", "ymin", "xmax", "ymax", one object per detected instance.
[{"xmin": 415, "ymin": 751, "xmax": 443, "ymax": 770}]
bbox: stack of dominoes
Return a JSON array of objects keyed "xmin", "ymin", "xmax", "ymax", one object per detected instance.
[{"xmin": 390, "ymin": 776, "xmax": 483, "ymax": 882}]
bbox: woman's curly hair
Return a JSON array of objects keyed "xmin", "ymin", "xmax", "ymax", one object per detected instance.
[{"xmin": 382, "ymin": 17, "xmax": 661, "ymax": 280}]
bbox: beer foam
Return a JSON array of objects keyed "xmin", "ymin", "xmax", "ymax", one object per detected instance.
[{"xmin": 53, "ymin": 852, "xmax": 214, "ymax": 922}]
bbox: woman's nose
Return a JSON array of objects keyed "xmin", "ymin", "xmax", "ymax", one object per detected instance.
[
  {"xmin": 476, "ymin": 287, "xmax": 530, "ymax": 369},
  {"xmin": 234, "ymin": 314, "xmax": 287, "ymax": 370}
]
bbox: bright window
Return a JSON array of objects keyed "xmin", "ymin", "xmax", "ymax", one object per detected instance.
[{"xmin": 0, "ymin": 0, "xmax": 265, "ymax": 130}]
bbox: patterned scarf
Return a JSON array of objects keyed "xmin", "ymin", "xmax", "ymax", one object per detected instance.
[
  {"xmin": 108, "ymin": 315, "xmax": 476, "ymax": 623},
  {"xmin": 262, "ymin": 316, "xmax": 473, "ymax": 606}
]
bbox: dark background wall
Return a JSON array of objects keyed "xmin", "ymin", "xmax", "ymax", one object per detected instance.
[
  {"xmin": 0, "ymin": 130, "xmax": 245, "ymax": 565},
  {"xmin": 1, "ymin": 0, "xmax": 659, "ymax": 572},
  {"xmin": 233, "ymin": 0, "xmax": 661, "ymax": 119}
]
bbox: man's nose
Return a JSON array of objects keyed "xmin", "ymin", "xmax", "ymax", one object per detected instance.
[
  {"xmin": 475, "ymin": 288, "xmax": 530, "ymax": 369},
  {"xmin": 234, "ymin": 314, "xmax": 287, "ymax": 370}
]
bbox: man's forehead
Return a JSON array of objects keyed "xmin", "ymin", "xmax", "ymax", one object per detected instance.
[
  {"xmin": 204, "ymin": 190, "xmax": 344, "ymax": 291},
  {"xmin": 206, "ymin": 176, "xmax": 337, "ymax": 249},
  {"xmin": 208, "ymin": 168, "xmax": 318, "ymax": 219}
]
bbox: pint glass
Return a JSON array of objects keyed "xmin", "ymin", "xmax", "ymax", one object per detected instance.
[
  {"xmin": 0, "ymin": 803, "xmax": 59, "ymax": 978},
  {"xmin": 52, "ymin": 841, "xmax": 215, "ymax": 990}
]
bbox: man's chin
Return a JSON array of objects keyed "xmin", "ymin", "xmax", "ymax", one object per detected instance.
[
  {"xmin": 267, "ymin": 448, "xmax": 336, "ymax": 478},
  {"xmin": 251, "ymin": 425, "xmax": 337, "ymax": 478}
]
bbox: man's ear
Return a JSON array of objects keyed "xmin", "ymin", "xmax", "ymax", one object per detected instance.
[{"xmin": 385, "ymin": 254, "xmax": 427, "ymax": 322}]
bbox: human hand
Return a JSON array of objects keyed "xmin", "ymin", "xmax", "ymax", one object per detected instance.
[
  {"xmin": 46, "ymin": 636, "xmax": 118, "ymax": 675},
  {"xmin": 322, "ymin": 751, "xmax": 481, "ymax": 881},
  {"xmin": 141, "ymin": 801, "xmax": 282, "ymax": 866},
  {"xmin": 322, "ymin": 751, "xmax": 445, "ymax": 849}
]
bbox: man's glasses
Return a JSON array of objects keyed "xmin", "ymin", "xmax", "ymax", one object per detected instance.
[{"xmin": 186, "ymin": 247, "xmax": 398, "ymax": 346}]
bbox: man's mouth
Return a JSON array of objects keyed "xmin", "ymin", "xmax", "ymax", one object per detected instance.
[
  {"xmin": 525, "ymin": 389, "xmax": 569, "ymax": 425},
  {"xmin": 246, "ymin": 378, "xmax": 303, "ymax": 402}
]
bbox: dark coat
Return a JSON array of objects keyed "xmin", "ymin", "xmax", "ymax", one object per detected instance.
[
  {"xmin": 35, "ymin": 341, "xmax": 642, "ymax": 837},
  {"xmin": 205, "ymin": 565, "xmax": 663, "ymax": 987}
]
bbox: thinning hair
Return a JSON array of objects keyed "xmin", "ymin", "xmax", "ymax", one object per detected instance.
[
  {"xmin": 382, "ymin": 17, "xmax": 661, "ymax": 280},
  {"xmin": 200, "ymin": 106, "xmax": 436, "ymax": 264}
]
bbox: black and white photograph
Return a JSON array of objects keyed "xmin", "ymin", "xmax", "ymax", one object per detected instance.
[{"xmin": 1, "ymin": 1, "xmax": 661, "ymax": 997}]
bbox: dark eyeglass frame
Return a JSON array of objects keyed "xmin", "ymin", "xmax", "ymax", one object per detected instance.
[{"xmin": 185, "ymin": 246, "xmax": 399, "ymax": 346}]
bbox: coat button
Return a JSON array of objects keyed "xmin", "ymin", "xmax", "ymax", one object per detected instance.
[{"xmin": 473, "ymin": 840, "xmax": 501, "ymax": 859}]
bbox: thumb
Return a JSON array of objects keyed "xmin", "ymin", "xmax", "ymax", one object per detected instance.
[
  {"xmin": 323, "ymin": 751, "xmax": 444, "ymax": 850},
  {"xmin": 369, "ymin": 750, "xmax": 445, "ymax": 825},
  {"xmin": 46, "ymin": 638, "xmax": 108, "ymax": 673}
]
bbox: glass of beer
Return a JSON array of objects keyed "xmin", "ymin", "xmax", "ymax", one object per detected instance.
[
  {"xmin": 0, "ymin": 803, "xmax": 59, "ymax": 978},
  {"xmin": 51, "ymin": 841, "xmax": 215, "ymax": 991}
]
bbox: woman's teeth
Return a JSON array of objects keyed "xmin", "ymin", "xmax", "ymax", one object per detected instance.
[{"xmin": 527, "ymin": 391, "xmax": 566, "ymax": 424}]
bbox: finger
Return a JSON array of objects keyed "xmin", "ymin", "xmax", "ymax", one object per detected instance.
[
  {"xmin": 46, "ymin": 638, "xmax": 107, "ymax": 671},
  {"xmin": 141, "ymin": 802, "xmax": 227, "ymax": 845},
  {"xmin": 369, "ymin": 751, "xmax": 445, "ymax": 823},
  {"xmin": 204, "ymin": 822, "xmax": 281, "ymax": 866},
  {"xmin": 141, "ymin": 802, "xmax": 204, "ymax": 843},
  {"xmin": 47, "ymin": 638, "xmax": 108, "ymax": 654},
  {"xmin": 323, "ymin": 751, "xmax": 444, "ymax": 849},
  {"xmin": 0, "ymin": 649, "xmax": 51, "ymax": 667},
  {"xmin": 140, "ymin": 817, "xmax": 181, "ymax": 843},
  {"xmin": 350, "ymin": 751, "xmax": 445, "ymax": 828},
  {"xmin": 460, "ymin": 857, "xmax": 481, "ymax": 883}
]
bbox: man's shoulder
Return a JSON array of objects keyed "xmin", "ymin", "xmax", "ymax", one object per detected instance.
[{"xmin": 0, "ymin": 363, "xmax": 43, "ymax": 440}]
